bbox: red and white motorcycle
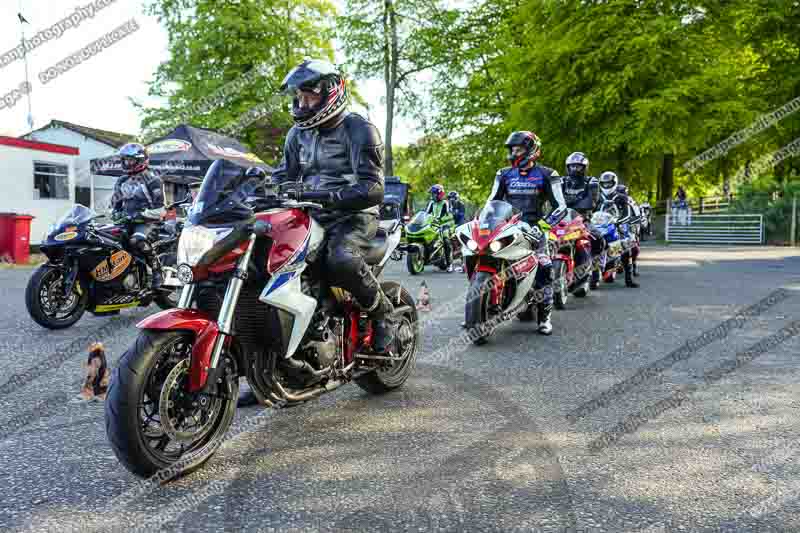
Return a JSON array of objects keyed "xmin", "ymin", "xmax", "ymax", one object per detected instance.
[
  {"xmin": 105, "ymin": 160, "xmax": 420, "ymax": 480},
  {"xmin": 456, "ymin": 200, "xmax": 545, "ymax": 345}
]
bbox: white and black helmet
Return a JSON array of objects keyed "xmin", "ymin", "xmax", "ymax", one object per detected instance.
[
  {"xmin": 599, "ymin": 171, "xmax": 619, "ymax": 194},
  {"xmin": 280, "ymin": 59, "xmax": 348, "ymax": 130},
  {"xmin": 565, "ymin": 152, "xmax": 589, "ymax": 177}
]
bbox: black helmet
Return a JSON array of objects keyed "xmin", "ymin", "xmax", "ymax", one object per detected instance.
[
  {"xmin": 565, "ymin": 152, "xmax": 589, "ymax": 177},
  {"xmin": 504, "ymin": 131, "xmax": 542, "ymax": 168},
  {"xmin": 279, "ymin": 59, "xmax": 348, "ymax": 130},
  {"xmin": 118, "ymin": 143, "xmax": 149, "ymax": 175},
  {"xmin": 448, "ymin": 191, "xmax": 459, "ymax": 201}
]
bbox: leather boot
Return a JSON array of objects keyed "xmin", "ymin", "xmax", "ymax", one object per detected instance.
[
  {"xmin": 625, "ymin": 264, "xmax": 639, "ymax": 288},
  {"xmin": 367, "ymin": 291, "xmax": 397, "ymax": 353},
  {"xmin": 590, "ymin": 269, "xmax": 600, "ymax": 290},
  {"xmin": 573, "ymin": 276, "xmax": 590, "ymax": 297},
  {"xmin": 537, "ymin": 302, "xmax": 553, "ymax": 335}
]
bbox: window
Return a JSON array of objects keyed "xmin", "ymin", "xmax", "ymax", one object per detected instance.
[{"xmin": 33, "ymin": 161, "xmax": 70, "ymax": 200}]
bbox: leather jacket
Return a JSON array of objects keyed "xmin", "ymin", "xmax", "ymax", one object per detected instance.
[
  {"xmin": 563, "ymin": 174, "xmax": 599, "ymax": 216},
  {"xmin": 272, "ymin": 111, "xmax": 384, "ymax": 223},
  {"xmin": 110, "ymin": 170, "xmax": 164, "ymax": 218},
  {"xmin": 487, "ymin": 164, "xmax": 567, "ymax": 226},
  {"xmin": 601, "ymin": 188, "xmax": 639, "ymax": 223}
]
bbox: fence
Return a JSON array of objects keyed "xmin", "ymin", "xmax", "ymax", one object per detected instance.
[
  {"xmin": 652, "ymin": 195, "xmax": 734, "ymax": 215},
  {"xmin": 665, "ymin": 213, "xmax": 764, "ymax": 244}
]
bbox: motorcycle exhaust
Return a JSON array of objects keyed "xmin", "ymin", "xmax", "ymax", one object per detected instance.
[{"xmin": 272, "ymin": 377, "xmax": 346, "ymax": 402}]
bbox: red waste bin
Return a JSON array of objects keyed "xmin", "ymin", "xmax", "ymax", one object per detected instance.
[
  {"xmin": 0, "ymin": 213, "xmax": 35, "ymax": 264},
  {"xmin": 0, "ymin": 213, "xmax": 13, "ymax": 259}
]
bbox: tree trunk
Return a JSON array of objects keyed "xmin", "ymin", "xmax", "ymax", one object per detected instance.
[
  {"xmin": 285, "ymin": 2, "xmax": 292, "ymax": 71},
  {"xmin": 382, "ymin": 0, "xmax": 397, "ymax": 177},
  {"xmin": 720, "ymin": 156, "xmax": 731, "ymax": 197},
  {"xmin": 659, "ymin": 153, "xmax": 675, "ymax": 204}
]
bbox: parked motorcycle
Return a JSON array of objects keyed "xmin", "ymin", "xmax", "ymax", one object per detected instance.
[
  {"xmin": 547, "ymin": 208, "xmax": 593, "ymax": 308},
  {"xmin": 399, "ymin": 209, "xmax": 456, "ymax": 274},
  {"xmin": 25, "ymin": 202, "xmax": 186, "ymax": 329},
  {"xmin": 105, "ymin": 161, "xmax": 420, "ymax": 480},
  {"xmin": 456, "ymin": 200, "xmax": 543, "ymax": 345}
]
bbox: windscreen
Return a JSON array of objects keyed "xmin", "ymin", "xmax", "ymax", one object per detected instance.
[
  {"xmin": 56, "ymin": 205, "xmax": 96, "ymax": 227},
  {"xmin": 477, "ymin": 200, "xmax": 514, "ymax": 231},
  {"xmin": 188, "ymin": 159, "xmax": 256, "ymax": 225},
  {"xmin": 591, "ymin": 211, "xmax": 614, "ymax": 227},
  {"xmin": 406, "ymin": 211, "xmax": 430, "ymax": 232}
]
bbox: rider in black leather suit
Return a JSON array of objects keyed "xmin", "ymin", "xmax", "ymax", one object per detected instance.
[
  {"xmin": 486, "ymin": 131, "xmax": 567, "ymax": 335},
  {"xmin": 109, "ymin": 143, "xmax": 165, "ymax": 290},
  {"xmin": 562, "ymin": 152, "xmax": 601, "ymax": 297},
  {"xmin": 271, "ymin": 59, "xmax": 397, "ymax": 351},
  {"xmin": 598, "ymin": 171, "xmax": 640, "ymax": 288}
]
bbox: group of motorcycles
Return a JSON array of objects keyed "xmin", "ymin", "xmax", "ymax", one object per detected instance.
[
  {"xmin": 455, "ymin": 197, "xmax": 645, "ymax": 344},
  {"xmin": 21, "ymin": 158, "xmax": 646, "ymax": 481}
]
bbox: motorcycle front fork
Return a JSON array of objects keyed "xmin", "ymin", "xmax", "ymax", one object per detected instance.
[{"xmin": 178, "ymin": 234, "xmax": 257, "ymax": 394}]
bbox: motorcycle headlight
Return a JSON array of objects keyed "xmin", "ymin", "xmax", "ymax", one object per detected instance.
[
  {"xmin": 177, "ymin": 225, "xmax": 232, "ymax": 267},
  {"xmin": 489, "ymin": 240, "xmax": 503, "ymax": 253},
  {"xmin": 467, "ymin": 239, "xmax": 478, "ymax": 251}
]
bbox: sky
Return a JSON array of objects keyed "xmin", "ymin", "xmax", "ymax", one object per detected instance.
[{"xmin": 0, "ymin": 0, "xmax": 422, "ymax": 147}]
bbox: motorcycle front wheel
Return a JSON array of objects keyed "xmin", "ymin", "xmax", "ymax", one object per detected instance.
[
  {"xmin": 105, "ymin": 330, "xmax": 238, "ymax": 480},
  {"xmin": 25, "ymin": 264, "xmax": 88, "ymax": 329},
  {"xmin": 553, "ymin": 260, "xmax": 569, "ymax": 310},
  {"xmin": 406, "ymin": 247, "xmax": 425, "ymax": 275},
  {"xmin": 464, "ymin": 271, "xmax": 493, "ymax": 345}
]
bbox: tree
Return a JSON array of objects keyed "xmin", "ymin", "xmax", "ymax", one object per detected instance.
[
  {"xmin": 134, "ymin": 0, "xmax": 337, "ymax": 164},
  {"xmin": 415, "ymin": 0, "xmax": 773, "ymax": 203},
  {"xmin": 337, "ymin": 0, "xmax": 458, "ymax": 176}
]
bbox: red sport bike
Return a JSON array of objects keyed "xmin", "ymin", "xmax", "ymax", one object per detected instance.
[
  {"xmin": 105, "ymin": 161, "xmax": 420, "ymax": 480},
  {"xmin": 547, "ymin": 208, "xmax": 593, "ymax": 309}
]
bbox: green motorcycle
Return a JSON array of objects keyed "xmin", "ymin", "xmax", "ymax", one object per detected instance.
[{"xmin": 399, "ymin": 209, "xmax": 456, "ymax": 275}]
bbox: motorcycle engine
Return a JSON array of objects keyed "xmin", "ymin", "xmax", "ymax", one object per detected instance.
[
  {"xmin": 121, "ymin": 272, "xmax": 140, "ymax": 292},
  {"xmin": 299, "ymin": 317, "xmax": 343, "ymax": 370}
]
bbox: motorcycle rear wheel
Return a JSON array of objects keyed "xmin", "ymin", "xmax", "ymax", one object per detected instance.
[
  {"xmin": 105, "ymin": 330, "xmax": 238, "ymax": 480},
  {"xmin": 355, "ymin": 282, "xmax": 420, "ymax": 393}
]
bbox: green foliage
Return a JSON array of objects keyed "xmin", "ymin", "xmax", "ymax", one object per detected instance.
[
  {"xmin": 402, "ymin": 0, "xmax": 799, "ymax": 203},
  {"xmin": 730, "ymin": 178, "xmax": 800, "ymax": 243},
  {"xmin": 134, "ymin": 0, "xmax": 337, "ymax": 164}
]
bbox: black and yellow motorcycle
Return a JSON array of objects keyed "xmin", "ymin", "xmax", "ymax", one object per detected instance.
[{"xmin": 25, "ymin": 203, "xmax": 186, "ymax": 329}]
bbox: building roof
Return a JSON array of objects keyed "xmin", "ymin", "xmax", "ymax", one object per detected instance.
[
  {"xmin": 22, "ymin": 119, "xmax": 137, "ymax": 148},
  {"xmin": 0, "ymin": 136, "xmax": 79, "ymax": 156}
]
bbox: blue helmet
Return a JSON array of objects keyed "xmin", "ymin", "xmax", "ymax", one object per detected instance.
[{"xmin": 430, "ymin": 184, "xmax": 445, "ymax": 202}]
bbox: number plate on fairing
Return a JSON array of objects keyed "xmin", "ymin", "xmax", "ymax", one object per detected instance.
[{"xmin": 510, "ymin": 255, "xmax": 538, "ymax": 279}]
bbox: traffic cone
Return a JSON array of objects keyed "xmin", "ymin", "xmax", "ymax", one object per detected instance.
[{"xmin": 417, "ymin": 281, "xmax": 431, "ymax": 311}]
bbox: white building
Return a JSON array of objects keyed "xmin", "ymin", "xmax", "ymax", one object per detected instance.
[
  {"xmin": 0, "ymin": 136, "xmax": 79, "ymax": 245},
  {"xmin": 22, "ymin": 120, "xmax": 136, "ymax": 212}
]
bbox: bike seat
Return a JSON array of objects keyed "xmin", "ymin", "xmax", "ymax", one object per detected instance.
[{"xmin": 363, "ymin": 227, "xmax": 390, "ymax": 265}]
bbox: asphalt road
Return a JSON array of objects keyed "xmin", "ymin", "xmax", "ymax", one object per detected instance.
[{"xmin": 0, "ymin": 244, "xmax": 799, "ymax": 532}]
